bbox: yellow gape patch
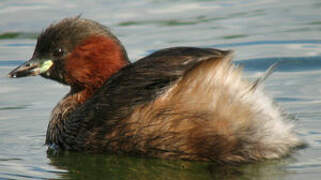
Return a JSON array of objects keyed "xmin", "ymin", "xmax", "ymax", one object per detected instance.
[{"xmin": 40, "ymin": 60, "xmax": 53, "ymax": 73}]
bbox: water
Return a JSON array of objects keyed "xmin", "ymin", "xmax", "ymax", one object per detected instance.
[{"xmin": 1, "ymin": 0, "xmax": 321, "ymax": 179}]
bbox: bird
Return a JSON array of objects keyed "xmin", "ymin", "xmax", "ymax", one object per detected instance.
[{"xmin": 8, "ymin": 17, "xmax": 303, "ymax": 163}]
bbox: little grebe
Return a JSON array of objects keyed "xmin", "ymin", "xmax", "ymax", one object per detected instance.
[{"xmin": 8, "ymin": 17, "xmax": 303, "ymax": 163}]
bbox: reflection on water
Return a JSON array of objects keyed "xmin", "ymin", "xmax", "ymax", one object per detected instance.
[
  {"xmin": 1, "ymin": 0, "xmax": 321, "ymax": 179},
  {"xmin": 48, "ymin": 152, "xmax": 211, "ymax": 180},
  {"xmin": 47, "ymin": 152, "xmax": 298, "ymax": 180}
]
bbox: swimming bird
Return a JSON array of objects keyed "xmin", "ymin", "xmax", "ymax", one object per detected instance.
[{"xmin": 8, "ymin": 17, "xmax": 303, "ymax": 163}]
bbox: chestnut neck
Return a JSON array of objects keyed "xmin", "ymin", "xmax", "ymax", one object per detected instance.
[{"xmin": 64, "ymin": 35, "xmax": 130, "ymax": 104}]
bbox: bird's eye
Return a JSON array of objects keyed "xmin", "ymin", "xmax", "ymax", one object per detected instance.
[{"xmin": 53, "ymin": 48, "xmax": 64, "ymax": 57}]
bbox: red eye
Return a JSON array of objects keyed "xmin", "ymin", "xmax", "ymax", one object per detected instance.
[{"xmin": 54, "ymin": 48, "xmax": 64, "ymax": 57}]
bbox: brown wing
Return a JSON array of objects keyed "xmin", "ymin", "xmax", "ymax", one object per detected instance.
[{"xmin": 66, "ymin": 47, "xmax": 232, "ymax": 148}]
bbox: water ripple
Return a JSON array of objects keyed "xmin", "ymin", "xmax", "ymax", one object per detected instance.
[
  {"xmin": 0, "ymin": 32, "xmax": 37, "ymax": 40},
  {"xmin": 236, "ymin": 56, "xmax": 321, "ymax": 72},
  {"xmin": 0, "ymin": 105, "xmax": 30, "ymax": 110},
  {"xmin": 0, "ymin": 60, "xmax": 25, "ymax": 66},
  {"xmin": 0, "ymin": 172, "xmax": 50, "ymax": 180},
  {"xmin": 214, "ymin": 40, "xmax": 321, "ymax": 48}
]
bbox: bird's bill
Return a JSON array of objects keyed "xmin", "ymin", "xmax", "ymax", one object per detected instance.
[{"xmin": 8, "ymin": 58, "xmax": 53, "ymax": 78}]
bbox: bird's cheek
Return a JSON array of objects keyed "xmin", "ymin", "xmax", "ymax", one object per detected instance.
[{"xmin": 39, "ymin": 62, "xmax": 67, "ymax": 85}]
